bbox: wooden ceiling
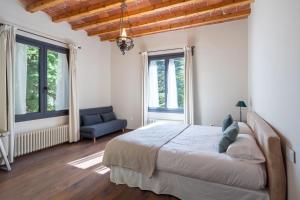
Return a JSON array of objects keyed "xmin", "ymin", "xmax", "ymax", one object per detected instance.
[{"xmin": 19, "ymin": 0, "xmax": 253, "ymax": 42}]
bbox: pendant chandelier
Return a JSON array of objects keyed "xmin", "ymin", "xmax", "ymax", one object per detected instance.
[{"xmin": 116, "ymin": 1, "xmax": 134, "ymax": 55}]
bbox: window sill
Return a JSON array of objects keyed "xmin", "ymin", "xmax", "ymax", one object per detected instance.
[
  {"xmin": 148, "ymin": 108, "xmax": 184, "ymax": 114},
  {"xmin": 148, "ymin": 111, "xmax": 184, "ymax": 121},
  {"xmin": 15, "ymin": 110, "xmax": 69, "ymax": 122}
]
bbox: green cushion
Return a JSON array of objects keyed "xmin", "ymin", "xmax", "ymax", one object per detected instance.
[
  {"xmin": 218, "ymin": 121, "xmax": 239, "ymax": 153},
  {"xmin": 224, "ymin": 121, "xmax": 239, "ymax": 141},
  {"xmin": 218, "ymin": 137, "xmax": 232, "ymax": 153},
  {"xmin": 222, "ymin": 114, "xmax": 233, "ymax": 131}
]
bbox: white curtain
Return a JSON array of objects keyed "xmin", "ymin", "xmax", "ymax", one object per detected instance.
[
  {"xmin": 167, "ymin": 59, "xmax": 178, "ymax": 109},
  {"xmin": 184, "ymin": 46, "xmax": 194, "ymax": 124},
  {"xmin": 141, "ymin": 52, "xmax": 149, "ymax": 126},
  {"xmin": 148, "ymin": 61, "xmax": 159, "ymax": 108},
  {"xmin": 0, "ymin": 24, "xmax": 16, "ymax": 162},
  {"xmin": 55, "ymin": 52, "xmax": 69, "ymax": 111},
  {"xmin": 15, "ymin": 43, "xmax": 27, "ymax": 115},
  {"xmin": 68, "ymin": 44, "xmax": 80, "ymax": 142}
]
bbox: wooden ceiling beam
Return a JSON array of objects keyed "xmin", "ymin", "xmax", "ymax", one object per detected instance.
[
  {"xmin": 52, "ymin": 0, "xmax": 136, "ymax": 23},
  {"xmin": 26, "ymin": 0, "xmax": 65, "ymax": 13},
  {"xmin": 89, "ymin": 0, "xmax": 252, "ymax": 36},
  {"xmin": 72, "ymin": 0, "xmax": 200, "ymax": 31},
  {"xmin": 101, "ymin": 9, "xmax": 250, "ymax": 41}
]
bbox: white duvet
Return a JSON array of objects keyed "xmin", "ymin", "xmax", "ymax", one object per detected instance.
[{"xmin": 156, "ymin": 125, "xmax": 267, "ymax": 190}]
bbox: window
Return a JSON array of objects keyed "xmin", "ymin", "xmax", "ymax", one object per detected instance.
[
  {"xmin": 15, "ymin": 35, "xmax": 69, "ymax": 122},
  {"xmin": 148, "ymin": 53, "xmax": 184, "ymax": 113}
]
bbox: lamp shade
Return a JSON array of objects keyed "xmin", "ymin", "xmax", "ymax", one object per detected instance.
[{"xmin": 235, "ymin": 101, "xmax": 247, "ymax": 107}]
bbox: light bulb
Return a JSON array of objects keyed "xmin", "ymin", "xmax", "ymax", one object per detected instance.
[{"xmin": 121, "ymin": 28, "xmax": 127, "ymax": 37}]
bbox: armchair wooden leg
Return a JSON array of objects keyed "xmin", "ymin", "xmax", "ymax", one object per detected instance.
[
  {"xmin": 122, "ymin": 128, "xmax": 125, "ymax": 133},
  {"xmin": 93, "ymin": 137, "xmax": 96, "ymax": 143}
]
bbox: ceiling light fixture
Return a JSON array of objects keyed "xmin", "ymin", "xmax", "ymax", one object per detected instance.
[{"xmin": 116, "ymin": 0, "xmax": 134, "ymax": 55}]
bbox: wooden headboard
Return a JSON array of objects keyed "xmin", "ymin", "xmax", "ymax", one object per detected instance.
[{"xmin": 247, "ymin": 112, "xmax": 286, "ymax": 200}]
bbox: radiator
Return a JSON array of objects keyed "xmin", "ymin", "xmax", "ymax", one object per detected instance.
[
  {"xmin": 147, "ymin": 118, "xmax": 158, "ymax": 124},
  {"xmin": 14, "ymin": 125, "xmax": 69, "ymax": 157},
  {"xmin": 147, "ymin": 118, "xmax": 183, "ymax": 124}
]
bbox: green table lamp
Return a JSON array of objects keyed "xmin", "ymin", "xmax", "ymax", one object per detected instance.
[{"xmin": 236, "ymin": 101, "xmax": 247, "ymax": 122}]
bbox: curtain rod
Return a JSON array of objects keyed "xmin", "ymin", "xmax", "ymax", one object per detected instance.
[
  {"xmin": 139, "ymin": 46, "xmax": 195, "ymax": 55},
  {"xmin": 0, "ymin": 22, "xmax": 82, "ymax": 49}
]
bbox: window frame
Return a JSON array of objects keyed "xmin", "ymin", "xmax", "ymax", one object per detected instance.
[
  {"xmin": 148, "ymin": 52, "xmax": 184, "ymax": 114},
  {"xmin": 15, "ymin": 35, "xmax": 69, "ymax": 122}
]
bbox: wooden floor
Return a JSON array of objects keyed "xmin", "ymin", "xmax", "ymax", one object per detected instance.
[{"xmin": 0, "ymin": 131, "xmax": 177, "ymax": 200}]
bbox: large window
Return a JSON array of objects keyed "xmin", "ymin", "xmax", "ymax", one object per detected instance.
[
  {"xmin": 15, "ymin": 35, "xmax": 69, "ymax": 122},
  {"xmin": 148, "ymin": 53, "xmax": 184, "ymax": 113}
]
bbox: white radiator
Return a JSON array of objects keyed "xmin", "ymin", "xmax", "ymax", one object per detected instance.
[
  {"xmin": 14, "ymin": 125, "xmax": 69, "ymax": 157},
  {"xmin": 147, "ymin": 118, "xmax": 183, "ymax": 124},
  {"xmin": 147, "ymin": 118, "xmax": 159, "ymax": 124}
]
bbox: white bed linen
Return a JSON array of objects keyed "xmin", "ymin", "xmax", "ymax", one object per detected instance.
[
  {"xmin": 111, "ymin": 166, "xmax": 269, "ymax": 200},
  {"xmin": 103, "ymin": 122, "xmax": 189, "ymax": 177},
  {"xmin": 156, "ymin": 125, "xmax": 267, "ymax": 190}
]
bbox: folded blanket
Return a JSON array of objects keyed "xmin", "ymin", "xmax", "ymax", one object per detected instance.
[{"xmin": 103, "ymin": 123, "xmax": 189, "ymax": 177}]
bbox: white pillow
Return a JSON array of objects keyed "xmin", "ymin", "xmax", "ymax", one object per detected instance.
[
  {"xmin": 226, "ymin": 134, "xmax": 265, "ymax": 164},
  {"xmin": 238, "ymin": 122, "xmax": 253, "ymax": 135}
]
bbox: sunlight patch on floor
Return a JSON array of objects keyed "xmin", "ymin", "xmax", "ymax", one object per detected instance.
[
  {"xmin": 94, "ymin": 165, "xmax": 110, "ymax": 175},
  {"xmin": 68, "ymin": 151, "xmax": 104, "ymax": 169}
]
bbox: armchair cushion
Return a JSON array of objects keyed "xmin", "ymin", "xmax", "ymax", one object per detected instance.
[
  {"xmin": 101, "ymin": 112, "xmax": 117, "ymax": 122},
  {"xmin": 80, "ymin": 119, "xmax": 127, "ymax": 138},
  {"xmin": 82, "ymin": 114, "xmax": 103, "ymax": 126}
]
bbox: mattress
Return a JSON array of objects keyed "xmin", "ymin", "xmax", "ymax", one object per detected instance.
[{"xmin": 156, "ymin": 125, "xmax": 267, "ymax": 190}]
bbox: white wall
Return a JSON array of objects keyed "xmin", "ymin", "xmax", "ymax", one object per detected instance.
[
  {"xmin": 248, "ymin": 1, "xmax": 300, "ymax": 200},
  {"xmin": 0, "ymin": 0, "xmax": 112, "ymax": 133},
  {"xmin": 111, "ymin": 19, "xmax": 248, "ymax": 129}
]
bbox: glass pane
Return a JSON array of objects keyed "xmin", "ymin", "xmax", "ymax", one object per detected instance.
[
  {"xmin": 167, "ymin": 59, "xmax": 178, "ymax": 109},
  {"xmin": 173, "ymin": 57, "xmax": 184, "ymax": 109},
  {"xmin": 15, "ymin": 43, "xmax": 40, "ymax": 114},
  {"xmin": 148, "ymin": 59, "xmax": 165, "ymax": 109},
  {"xmin": 47, "ymin": 50, "xmax": 69, "ymax": 112}
]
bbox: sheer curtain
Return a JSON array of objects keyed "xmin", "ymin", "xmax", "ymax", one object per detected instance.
[
  {"xmin": 184, "ymin": 46, "xmax": 194, "ymax": 124},
  {"xmin": 0, "ymin": 24, "xmax": 16, "ymax": 162},
  {"xmin": 148, "ymin": 61, "xmax": 159, "ymax": 108},
  {"xmin": 167, "ymin": 59, "xmax": 178, "ymax": 109},
  {"xmin": 141, "ymin": 52, "xmax": 149, "ymax": 126},
  {"xmin": 68, "ymin": 44, "xmax": 80, "ymax": 143},
  {"xmin": 15, "ymin": 43, "xmax": 27, "ymax": 114},
  {"xmin": 55, "ymin": 52, "xmax": 69, "ymax": 111}
]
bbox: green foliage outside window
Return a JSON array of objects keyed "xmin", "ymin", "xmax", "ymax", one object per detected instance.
[
  {"xmin": 174, "ymin": 58, "xmax": 184, "ymax": 108},
  {"xmin": 156, "ymin": 59, "xmax": 166, "ymax": 108},
  {"xmin": 47, "ymin": 50, "xmax": 59, "ymax": 111},
  {"xmin": 25, "ymin": 47, "xmax": 61, "ymax": 113},
  {"xmin": 26, "ymin": 46, "xmax": 39, "ymax": 113},
  {"xmin": 154, "ymin": 57, "xmax": 184, "ymax": 109}
]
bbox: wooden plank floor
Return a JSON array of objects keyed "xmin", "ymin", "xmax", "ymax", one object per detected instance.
[{"xmin": 0, "ymin": 131, "xmax": 178, "ymax": 200}]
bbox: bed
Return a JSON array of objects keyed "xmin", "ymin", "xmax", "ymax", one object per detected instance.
[{"xmin": 103, "ymin": 112, "xmax": 286, "ymax": 200}]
